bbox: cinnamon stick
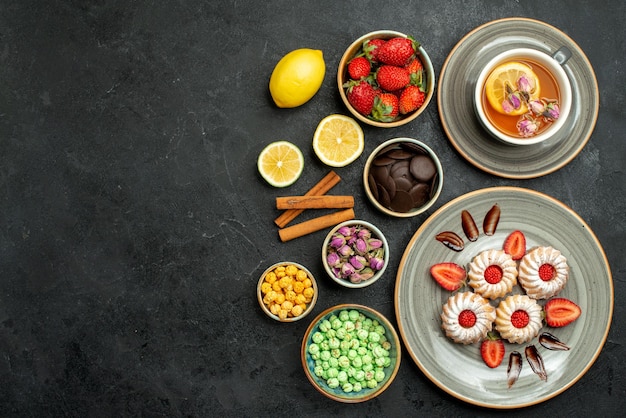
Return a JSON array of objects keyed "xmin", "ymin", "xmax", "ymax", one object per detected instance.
[
  {"xmin": 276, "ymin": 195, "xmax": 354, "ymax": 210},
  {"xmin": 274, "ymin": 171, "xmax": 341, "ymax": 228},
  {"xmin": 278, "ymin": 208, "xmax": 355, "ymax": 242}
]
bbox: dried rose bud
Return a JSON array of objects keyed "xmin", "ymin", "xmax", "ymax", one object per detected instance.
[
  {"xmin": 517, "ymin": 74, "xmax": 535, "ymax": 94},
  {"xmin": 502, "ymin": 99, "xmax": 515, "ymax": 113},
  {"xmin": 528, "ymin": 99, "xmax": 546, "ymax": 115},
  {"xmin": 355, "ymin": 238, "xmax": 368, "ymax": 254},
  {"xmin": 544, "ymin": 102, "xmax": 560, "ymax": 119},
  {"xmin": 349, "ymin": 255, "xmax": 367, "ymax": 271},
  {"xmin": 341, "ymin": 262, "xmax": 355, "ymax": 277},
  {"xmin": 508, "ymin": 92, "xmax": 522, "ymax": 110},
  {"xmin": 337, "ymin": 226, "xmax": 352, "ymax": 236},
  {"xmin": 370, "ymin": 257, "xmax": 385, "ymax": 271},
  {"xmin": 357, "ymin": 228, "xmax": 371, "ymax": 239},
  {"xmin": 337, "ymin": 244, "xmax": 353, "ymax": 257},
  {"xmin": 517, "ymin": 118, "xmax": 539, "ymax": 137},
  {"xmin": 368, "ymin": 238, "xmax": 383, "ymax": 250},
  {"xmin": 329, "ymin": 235, "xmax": 346, "ymax": 249},
  {"xmin": 327, "ymin": 252, "xmax": 341, "ymax": 267},
  {"xmin": 351, "ymin": 268, "xmax": 374, "ymax": 282}
]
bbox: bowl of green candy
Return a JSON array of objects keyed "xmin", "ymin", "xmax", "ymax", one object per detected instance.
[{"xmin": 301, "ymin": 304, "xmax": 401, "ymax": 403}]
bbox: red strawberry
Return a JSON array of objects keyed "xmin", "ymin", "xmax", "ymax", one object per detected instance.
[
  {"xmin": 405, "ymin": 57, "xmax": 423, "ymax": 74},
  {"xmin": 430, "ymin": 262, "xmax": 466, "ymax": 291},
  {"xmin": 503, "ymin": 230, "xmax": 526, "ymax": 260},
  {"xmin": 363, "ymin": 38, "xmax": 386, "ymax": 62},
  {"xmin": 345, "ymin": 80, "xmax": 378, "ymax": 116},
  {"xmin": 347, "ymin": 56, "xmax": 371, "ymax": 80},
  {"xmin": 458, "ymin": 310, "xmax": 476, "ymax": 328},
  {"xmin": 405, "ymin": 57, "xmax": 424, "ymax": 87},
  {"xmin": 544, "ymin": 298, "xmax": 581, "ymax": 327},
  {"xmin": 481, "ymin": 332, "xmax": 505, "ymax": 368},
  {"xmin": 371, "ymin": 92, "xmax": 399, "ymax": 122},
  {"xmin": 377, "ymin": 36, "xmax": 418, "ymax": 66},
  {"xmin": 398, "ymin": 85, "xmax": 425, "ymax": 114},
  {"xmin": 376, "ymin": 65, "xmax": 410, "ymax": 92}
]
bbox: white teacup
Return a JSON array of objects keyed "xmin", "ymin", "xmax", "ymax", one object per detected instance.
[{"xmin": 474, "ymin": 48, "xmax": 572, "ymax": 146}]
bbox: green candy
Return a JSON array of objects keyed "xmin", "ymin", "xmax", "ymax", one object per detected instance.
[{"xmin": 308, "ymin": 310, "xmax": 394, "ymax": 395}]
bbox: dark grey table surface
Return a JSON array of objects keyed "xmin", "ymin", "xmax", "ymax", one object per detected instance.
[{"xmin": 1, "ymin": 0, "xmax": 624, "ymax": 416}]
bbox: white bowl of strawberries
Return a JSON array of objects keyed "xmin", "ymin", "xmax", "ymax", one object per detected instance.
[{"xmin": 338, "ymin": 30, "xmax": 435, "ymax": 128}]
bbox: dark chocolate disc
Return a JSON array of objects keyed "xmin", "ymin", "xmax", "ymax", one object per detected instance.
[
  {"xmin": 409, "ymin": 182, "xmax": 430, "ymax": 208},
  {"xmin": 377, "ymin": 183, "xmax": 391, "ymax": 208},
  {"xmin": 399, "ymin": 142, "xmax": 426, "ymax": 155},
  {"xmin": 386, "ymin": 149, "xmax": 414, "ymax": 160},
  {"xmin": 390, "ymin": 160, "xmax": 411, "ymax": 178},
  {"xmin": 378, "ymin": 143, "xmax": 399, "ymax": 156},
  {"xmin": 368, "ymin": 174, "xmax": 379, "ymax": 200},
  {"xmin": 409, "ymin": 154, "xmax": 436, "ymax": 182},
  {"xmin": 394, "ymin": 176, "xmax": 413, "ymax": 192},
  {"xmin": 372, "ymin": 155, "xmax": 396, "ymax": 166},
  {"xmin": 370, "ymin": 165, "xmax": 390, "ymax": 185},
  {"xmin": 389, "ymin": 190, "xmax": 414, "ymax": 213},
  {"xmin": 380, "ymin": 174, "xmax": 397, "ymax": 200}
]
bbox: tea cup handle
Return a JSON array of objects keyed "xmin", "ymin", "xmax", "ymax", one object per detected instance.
[{"xmin": 553, "ymin": 46, "xmax": 572, "ymax": 66}]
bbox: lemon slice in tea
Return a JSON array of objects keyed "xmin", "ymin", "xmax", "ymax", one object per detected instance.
[
  {"xmin": 312, "ymin": 114, "xmax": 364, "ymax": 167},
  {"xmin": 257, "ymin": 141, "xmax": 304, "ymax": 187},
  {"xmin": 485, "ymin": 61, "xmax": 540, "ymax": 115}
]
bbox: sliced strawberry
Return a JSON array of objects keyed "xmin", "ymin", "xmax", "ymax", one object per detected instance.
[
  {"xmin": 503, "ymin": 230, "xmax": 526, "ymax": 260},
  {"xmin": 481, "ymin": 332, "xmax": 505, "ymax": 368},
  {"xmin": 429, "ymin": 262, "xmax": 466, "ymax": 291},
  {"xmin": 544, "ymin": 298, "xmax": 581, "ymax": 327}
]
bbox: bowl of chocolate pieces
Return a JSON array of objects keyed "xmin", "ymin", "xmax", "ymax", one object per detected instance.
[{"xmin": 363, "ymin": 138, "xmax": 443, "ymax": 217}]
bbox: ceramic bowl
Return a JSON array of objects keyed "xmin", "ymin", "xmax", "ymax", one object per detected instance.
[
  {"xmin": 337, "ymin": 30, "xmax": 435, "ymax": 128},
  {"xmin": 363, "ymin": 137, "xmax": 443, "ymax": 217},
  {"xmin": 257, "ymin": 261, "xmax": 318, "ymax": 322},
  {"xmin": 301, "ymin": 304, "xmax": 401, "ymax": 403},
  {"xmin": 474, "ymin": 47, "xmax": 572, "ymax": 146},
  {"xmin": 321, "ymin": 220, "xmax": 389, "ymax": 289}
]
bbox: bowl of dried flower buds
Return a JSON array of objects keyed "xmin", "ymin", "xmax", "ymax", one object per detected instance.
[{"xmin": 321, "ymin": 220, "xmax": 389, "ymax": 289}]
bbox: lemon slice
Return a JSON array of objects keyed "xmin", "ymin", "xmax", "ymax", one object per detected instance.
[
  {"xmin": 312, "ymin": 114, "xmax": 364, "ymax": 167},
  {"xmin": 257, "ymin": 141, "xmax": 304, "ymax": 187},
  {"xmin": 484, "ymin": 61, "xmax": 540, "ymax": 115}
]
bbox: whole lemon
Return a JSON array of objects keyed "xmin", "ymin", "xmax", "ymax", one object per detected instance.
[{"xmin": 269, "ymin": 48, "xmax": 325, "ymax": 108}]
